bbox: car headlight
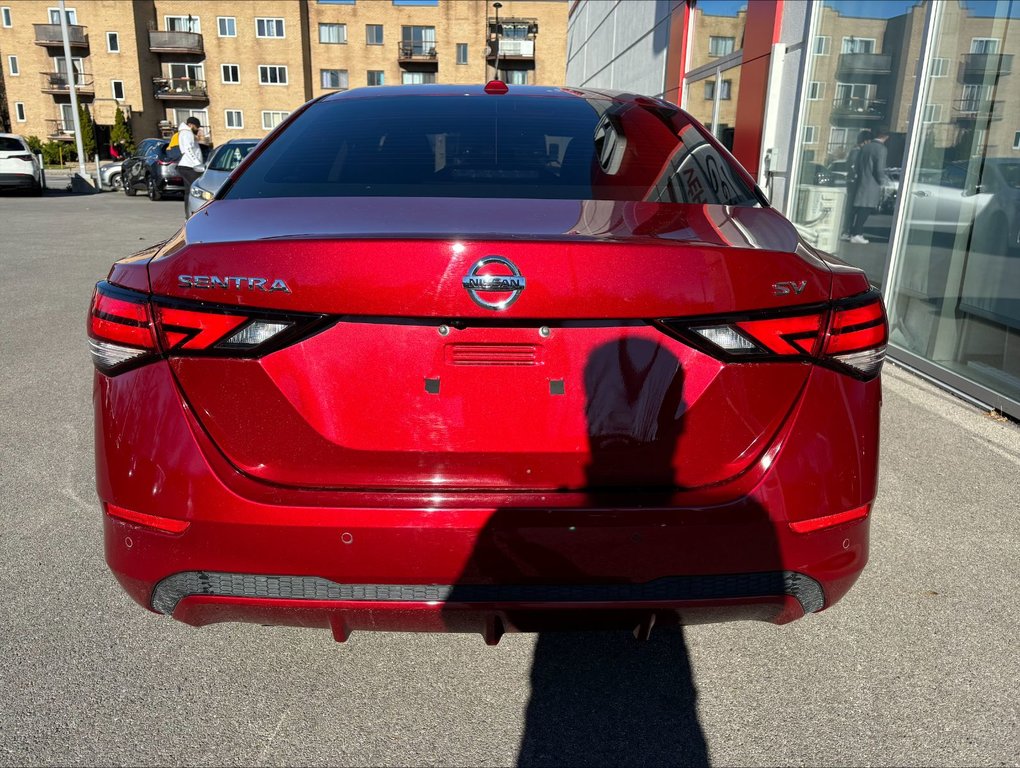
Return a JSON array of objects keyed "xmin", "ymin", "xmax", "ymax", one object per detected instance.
[{"xmin": 190, "ymin": 186, "xmax": 214, "ymax": 201}]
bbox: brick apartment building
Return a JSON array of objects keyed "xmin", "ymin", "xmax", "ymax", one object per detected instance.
[{"xmin": 0, "ymin": 0, "xmax": 567, "ymax": 151}]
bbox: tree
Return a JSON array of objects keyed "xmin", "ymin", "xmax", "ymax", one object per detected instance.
[
  {"xmin": 78, "ymin": 103, "xmax": 96, "ymax": 159},
  {"xmin": 110, "ymin": 106, "xmax": 135, "ymax": 155}
]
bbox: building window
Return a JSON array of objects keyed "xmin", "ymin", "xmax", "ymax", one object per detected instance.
[
  {"xmin": 15, "ymin": 102, "xmax": 25, "ymax": 122},
  {"xmin": 7, "ymin": 55, "xmax": 17, "ymax": 76},
  {"xmin": 401, "ymin": 71, "xmax": 436, "ymax": 85},
  {"xmin": 828, "ymin": 127, "xmax": 849, "ymax": 150},
  {"xmin": 704, "ymin": 80, "xmax": 731, "ymax": 100},
  {"xmin": 167, "ymin": 62, "xmax": 204, "ymax": 89},
  {"xmin": 803, "ymin": 125, "xmax": 818, "ymax": 145},
  {"xmin": 106, "ymin": 31, "xmax": 119, "ymax": 52},
  {"xmin": 320, "ymin": 69, "xmax": 348, "ymax": 90},
  {"xmin": 813, "ymin": 35, "xmax": 830, "ymax": 55},
  {"xmin": 367, "ymin": 70, "xmax": 385, "ymax": 86},
  {"xmin": 111, "ymin": 80, "xmax": 124, "ymax": 100},
  {"xmin": 456, "ymin": 43, "xmax": 468, "ymax": 64},
  {"xmin": 1, "ymin": 7, "xmax": 11, "ymax": 28},
  {"xmin": 970, "ymin": 38, "xmax": 1000, "ymax": 54},
  {"xmin": 808, "ymin": 81, "xmax": 824, "ymax": 100},
  {"xmin": 709, "ymin": 36, "xmax": 735, "ymax": 57},
  {"xmin": 504, "ymin": 70, "xmax": 528, "ymax": 85},
  {"xmin": 165, "ymin": 15, "xmax": 200, "ymax": 33},
  {"xmin": 50, "ymin": 8, "xmax": 77, "ymax": 25},
  {"xmin": 225, "ymin": 110, "xmax": 243, "ymax": 129},
  {"xmin": 258, "ymin": 65, "xmax": 288, "ymax": 85},
  {"xmin": 1014, "ymin": 131, "xmax": 1020, "ymax": 150},
  {"xmin": 922, "ymin": 103, "xmax": 943, "ymax": 123},
  {"xmin": 221, "ymin": 64, "xmax": 240, "ymax": 83},
  {"xmin": 841, "ymin": 37, "xmax": 876, "ymax": 54},
  {"xmin": 930, "ymin": 57, "xmax": 949, "ymax": 77},
  {"xmin": 262, "ymin": 110, "xmax": 291, "ymax": 130},
  {"xmin": 366, "ymin": 24, "xmax": 383, "ymax": 45},
  {"xmin": 217, "ymin": 17, "xmax": 236, "ymax": 37},
  {"xmin": 401, "ymin": 25, "xmax": 436, "ymax": 57},
  {"xmin": 319, "ymin": 23, "xmax": 347, "ymax": 44},
  {"xmin": 256, "ymin": 18, "xmax": 285, "ymax": 38}
]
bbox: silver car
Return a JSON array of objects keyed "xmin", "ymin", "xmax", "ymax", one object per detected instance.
[{"xmin": 185, "ymin": 138, "xmax": 259, "ymax": 217}]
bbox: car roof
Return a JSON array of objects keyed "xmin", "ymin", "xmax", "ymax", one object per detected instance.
[{"xmin": 318, "ymin": 83, "xmax": 672, "ymax": 108}]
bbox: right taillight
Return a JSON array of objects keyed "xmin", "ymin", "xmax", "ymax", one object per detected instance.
[
  {"xmin": 88, "ymin": 281, "xmax": 329, "ymax": 375},
  {"xmin": 660, "ymin": 291, "xmax": 888, "ymax": 380}
]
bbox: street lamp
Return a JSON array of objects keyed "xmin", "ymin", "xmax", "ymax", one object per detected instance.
[{"xmin": 492, "ymin": 2, "xmax": 502, "ymax": 81}]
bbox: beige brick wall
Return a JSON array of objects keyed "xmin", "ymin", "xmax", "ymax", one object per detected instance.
[{"xmin": 0, "ymin": 0, "xmax": 567, "ymax": 153}]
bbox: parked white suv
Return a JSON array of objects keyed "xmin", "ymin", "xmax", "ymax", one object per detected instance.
[{"xmin": 0, "ymin": 134, "xmax": 43, "ymax": 195}]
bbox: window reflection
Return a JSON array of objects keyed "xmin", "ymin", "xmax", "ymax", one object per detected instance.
[
  {"xmin": 888, "ymin": 0, "xmax": 1019, "ymax": 407},
  {"xmin": 684, "ymin": 1, "xmax": 746, "ymax": 151}
]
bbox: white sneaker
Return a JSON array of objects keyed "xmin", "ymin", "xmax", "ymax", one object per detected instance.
[{"xmin": 850, "ymin": 235, "xmax": 869, "ymax": 244}]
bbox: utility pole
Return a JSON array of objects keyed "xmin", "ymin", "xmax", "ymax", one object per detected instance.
[
  {"xmin": 493, "ymin": 2, "xmax": 503, "ymax": 81},
  {"xmin": 58, "ymin": 0, "xmax": 88, "ymax": 180}
]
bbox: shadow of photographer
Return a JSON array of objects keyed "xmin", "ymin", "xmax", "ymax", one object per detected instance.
[{"xmin": 443, "ymin": 336, "xmax": 783, "ymax": 766}]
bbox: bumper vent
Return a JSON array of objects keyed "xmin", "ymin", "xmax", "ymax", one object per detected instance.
[{"xmin": 151, "ymin": 571, "xmax": 824, "ymax": 616}]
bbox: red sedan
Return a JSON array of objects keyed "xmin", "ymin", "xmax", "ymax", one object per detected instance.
[{"xmin": 89, "ymin": 84, "xmax": 886, "ymax": 643}]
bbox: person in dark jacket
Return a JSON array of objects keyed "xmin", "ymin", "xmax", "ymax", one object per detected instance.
[
  {"xmin": 848, "ymin": 126, "xmax": 890, "ymax": 244},
  {"xmin": 840, "ymin": 129, "xmax": 871, "ymax": 241}
]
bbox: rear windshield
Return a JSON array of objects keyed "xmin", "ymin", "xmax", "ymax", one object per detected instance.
[
  {"xmin": 0, "ymin": 137, "xmax": 27, "ymax": 152},
  {"xmin": 208, "ymin": 142, "xmax": 256, "ymax": 172},
  {"xmin": 223, "ymin": 93, "xmax": 760, "ymax": 205}
]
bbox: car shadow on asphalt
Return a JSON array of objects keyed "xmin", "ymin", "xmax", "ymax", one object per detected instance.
[{"xmin": 442, "ymin": 337, "xmax": 784, "ymax": 766}]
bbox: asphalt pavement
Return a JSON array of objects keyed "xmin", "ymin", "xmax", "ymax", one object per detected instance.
[{"xmin": 1, "ymin": 188, "xmax": 1018, "ymax": 767}]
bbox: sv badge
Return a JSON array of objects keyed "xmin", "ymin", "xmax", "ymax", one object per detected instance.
[{"xmin": 773, "ymin": 281, "xmax": 808, "ymax": 296}]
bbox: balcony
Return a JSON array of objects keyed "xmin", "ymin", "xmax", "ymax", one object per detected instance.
[
  {"xmin": 40, "ymin": 71, "xmax": 94, "ymax": 96},
  {"xmin": 152, "ymin": 77, "xmax": 208, "ymax": 101},
  {"xmin": 486, "ymin": 39, "xmax": 536, "ymax": 60},
  {"xmin": 397, "ymin": 41, "xmax": 438, "ymax": 63},
  {"xmin": 148, "ymin": 30, "xmax": 204, "ymax": 55},
  {"xmin": 962, "ymin": 53, "xmax": 1013, "ymax": 77},
  {"xmin": 831, "ymin": 97, "xmax": 886, "ymax": 121},
  {"xmin": 33, "ymin": 23, "xmax": 88, "ymax": 49},
  {"xmin": 836, "ymin": 53, "xmax": 893, "ymax": 76},
  {"xmin": 45, "ymin": 119, "xmax": 76, "ymax": 141},
  {"xmin": 953, "ymin": 99, "xmax": 1004, "ymax": 121}
]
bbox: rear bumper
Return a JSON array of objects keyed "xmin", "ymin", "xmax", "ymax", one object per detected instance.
[
  {"xmin": 0, "ymin": 172, "xmax": 37, "ymax": 188},
  {"xmin": 96, "ymin": 361, "xmax": 879, "ymax": 638}
]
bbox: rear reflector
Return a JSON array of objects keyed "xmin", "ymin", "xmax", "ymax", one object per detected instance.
[
  {"xmin": 789, "ymin": 505, "xmax": 869, "ymax": 533},
  {"xmin": 660, "ymin": 291, "xmax": 888, "ymax": 380},
  {"xmin": 104, "ymin": 503, "xmax": 190, "ymax": 534}
]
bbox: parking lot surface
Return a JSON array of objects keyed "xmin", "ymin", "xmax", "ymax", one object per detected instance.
[{"xmin": 1, "ymin": 190, "xmax": 1018, "ymax": 767}]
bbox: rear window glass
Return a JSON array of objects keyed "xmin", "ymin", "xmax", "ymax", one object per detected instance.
[
  {"xmin": 209, "ymin": 142, "xmax": 256, "ymax": 172},
  {"xmin": 0, "ymin": 137, "xmax": 27, "ymax": 152},
  {"xmin": 223, "ymin": 93, "xmax": 760, "ymax": 205}
]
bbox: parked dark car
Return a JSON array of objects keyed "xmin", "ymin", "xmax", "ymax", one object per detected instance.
[
  {"xmin": 123, "ymin": 138, "xmax": 210, "ymax": 200},
  {"xmin": 799, "ymin": 161, "xmax": 833, "ymax": 187}
]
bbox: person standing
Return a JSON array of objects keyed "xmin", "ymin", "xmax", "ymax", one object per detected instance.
[
  {"xmin": 848, "ymin": 126, "xmax": 890, "ymax": 244},
  {"xmin": 176, "ymin": 116, "xmax": 205, "ymax": 218},
  {"xmin": 840, "ymin": 129, "xmax": 871, "ymax": 241}
]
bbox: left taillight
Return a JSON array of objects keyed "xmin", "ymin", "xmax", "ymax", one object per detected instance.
[
  {"xmin": 89, "ymin": 281, "xmax": 329, "ymax": 375},
  {"xmin": 88, "ymin": 282, "xmax": 158, "ymax": 374}
]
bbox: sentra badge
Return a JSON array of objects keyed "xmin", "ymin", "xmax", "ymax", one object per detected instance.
[{"xmin": 178, "ymin": 275, "xmax": 291, "ymax": 293}]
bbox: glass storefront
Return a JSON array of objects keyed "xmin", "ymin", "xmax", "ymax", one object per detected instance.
[
  {"xmin": 682, "ymin": 1, "xmax": 747, "ymax": 152},
  {"xmin": 790, "ymin": 0, "xmax": 1020, "ymax": 416}
]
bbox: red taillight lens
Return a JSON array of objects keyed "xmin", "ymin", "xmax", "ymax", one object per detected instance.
[
  {"xmin": 661, "ymin": 291, "xmax": 888, "ymax": 379},
  {"xmin": 10, "ymin": 154, "xmax": 34, "ymax": 162},
  {"xmin": 88, "ymin": 284, "xmax": 157, "ymax": 373},
  {"xmin": 89, "ymin": 281, "xmax": 328, "ymax": 375}
]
